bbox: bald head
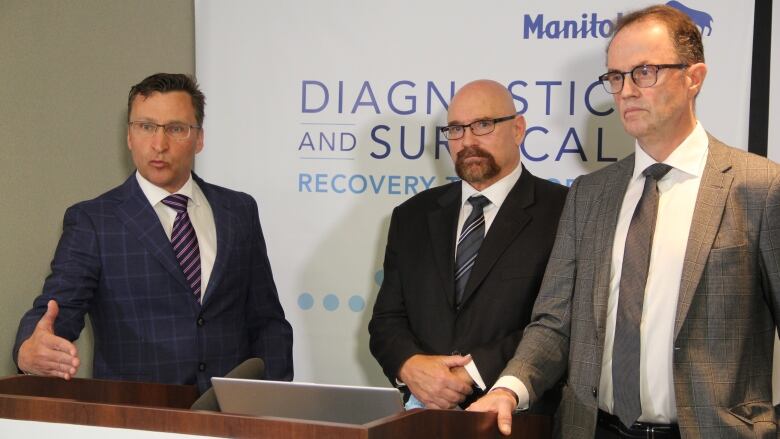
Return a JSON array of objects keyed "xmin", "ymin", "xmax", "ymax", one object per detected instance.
[
  {"xmin": 448, "ymin": 80, "xmax": 516, "ymax": 123},
  {"xmin": 446, "ymin": 79, "xmax": 525, "ymax": 191}
]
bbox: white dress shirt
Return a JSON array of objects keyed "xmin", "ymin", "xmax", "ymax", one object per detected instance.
[
  {"xmin": 135, "ymin": 172, "xmax": 217, "ymax": 302},
  {"xmin": 457, "ymin": 163, "xmax": 523, "ymax": 390},
  {"xmin": 493, "ymin": 122, "xmax": 708, "ymax": 417},
  {"xmin": 599, "ymin": 122, "xmax": 708, "ymax": 422}
]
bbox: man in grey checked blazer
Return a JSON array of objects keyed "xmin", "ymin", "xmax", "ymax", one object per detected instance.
[
  {"xmin": 469, "ymin": 5, "xmax": 780, "ymax": 439},
  {"xmin": 13, "ymin": 73, "xmax": 293, "ymax": 392}
]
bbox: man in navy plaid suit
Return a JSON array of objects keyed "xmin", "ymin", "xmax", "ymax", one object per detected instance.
[{"xmin": 13, "ymin": 73, "xmax": 293, "ymax": 393}]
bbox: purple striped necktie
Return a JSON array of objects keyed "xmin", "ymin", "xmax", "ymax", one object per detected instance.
[{"xmin": 162, "ymin": 194, "xmax": 202, "ymax": 304}]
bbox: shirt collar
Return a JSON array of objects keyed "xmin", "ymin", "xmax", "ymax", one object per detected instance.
[
  {"xmin": 633, "ymin": 121, "xmax": 708, "ymax": 181},
  {"xmin": 460, "ymin": 162, "xmax": 523, "ymax": 209},
  {"xmin": 135, "ymin": 171, "xmax": 199, "ymax": 208}
]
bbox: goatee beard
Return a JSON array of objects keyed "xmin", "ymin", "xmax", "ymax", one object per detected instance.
[{"xmin": 455, "ymin": 146, "xmax": 500, "ymax": 184}]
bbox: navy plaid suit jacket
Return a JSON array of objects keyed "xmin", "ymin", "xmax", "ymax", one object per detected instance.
[{"xmin": 13, "ymin": 173, "xmax": 293, "ymax": 392}]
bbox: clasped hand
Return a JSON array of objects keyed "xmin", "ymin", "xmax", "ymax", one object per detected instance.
[{"xmin": 398, "ymin": 353, "xmax": 474, "ymax": 409}]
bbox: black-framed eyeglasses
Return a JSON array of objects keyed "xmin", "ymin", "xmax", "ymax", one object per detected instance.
[
  {"xmin": 128, "ymin": 121, "xmax": 202, "ymax": 141},
  {"xmin": 598, "ymin": 64, "xmax": 688, "ymax": 94},
  {"xmin": 440, "ymin": 115, "xmax": 515, "ymax": 140}
]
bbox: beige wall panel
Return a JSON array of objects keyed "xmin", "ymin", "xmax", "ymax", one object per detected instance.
[{"xmin": 0, "ymin": 0, "xmax": 195, "ymax": 377}]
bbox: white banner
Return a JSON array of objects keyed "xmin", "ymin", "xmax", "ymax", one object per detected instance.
[
  {"xmin": 769, "ymin": 2, "xmax": 779, "ymax": 163},
  {"xmin": 194, "ymin": 0, "xmax": 754, "ymax": 386}
]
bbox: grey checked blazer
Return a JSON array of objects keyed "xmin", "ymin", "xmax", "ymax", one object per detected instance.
[{"xmin": 501, "ymin": 136, "xmax": 780, "ymax": 439}]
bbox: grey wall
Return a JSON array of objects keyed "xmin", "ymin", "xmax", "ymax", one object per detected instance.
[{"xmin": 0, "ymin": 0, "xmax": 195, "ymax": 377}]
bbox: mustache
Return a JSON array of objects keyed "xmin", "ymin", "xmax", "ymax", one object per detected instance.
[{"xmin": 456, "ymin": 146, "xmax": 493, "ymax": 162}]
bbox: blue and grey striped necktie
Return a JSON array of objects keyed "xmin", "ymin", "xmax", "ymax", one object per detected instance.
[{"xmin": 454, "ymin": 195, "xmax": 490, "ymax": 307}]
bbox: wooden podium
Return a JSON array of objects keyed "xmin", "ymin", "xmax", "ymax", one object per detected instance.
[{"xmin": 0, "ymin": 375, "xmax": 551, "ymax": 438}]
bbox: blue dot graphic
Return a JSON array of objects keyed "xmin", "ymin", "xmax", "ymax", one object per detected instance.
[
  {"xmin": 298, "ymin": 293, "xmax": 314, "ymax": 310},
  {"xmin": 374, "ymin": 270, "xmax": 384, "ymax": 287},
  {"xmin": 323, "ymin": 294, "xmax": 340, "ymax": 311},
  {"xmin": 348, "ymin": 295, "xmax": 365, "ymax": 312}
]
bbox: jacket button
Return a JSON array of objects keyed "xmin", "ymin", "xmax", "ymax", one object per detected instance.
[
  {"xmin": 199, "ymin": 362, "xmax": 206, "ymax": 372},
  {"xmin": 197, "ymin": 317, "xmax": 205, "ymax": 327},
  {"xmin": 592, "ymin": 387, "xmax": 598, "ymax": 398}
]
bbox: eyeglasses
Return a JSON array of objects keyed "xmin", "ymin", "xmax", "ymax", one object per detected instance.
[
  {"xmin": 128, "ymin": 121, "xmax": 201, "ymax": 141},
  {"xmin": 440, "ymin": 115, "xmax": 515, "ymax": 140},
  {"xmin": 598, "ymin": 64, "xmax": 688, "ymax": 94}
]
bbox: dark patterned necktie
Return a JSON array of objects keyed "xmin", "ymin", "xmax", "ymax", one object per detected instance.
[
  {"xmin": 612, "ymin": 163, "xmax": 672, "ymax": 427},
  {"xmin": 454, "ymin": 195, "xmax": 490, "ymax": 307},
  {"xmin": 162, "ymin": 194, "xmax": 202, "ymax": 304}
]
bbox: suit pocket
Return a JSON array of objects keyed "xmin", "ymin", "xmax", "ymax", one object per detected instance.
[
  {"xmin": 727, "ymin": 401, "xmax": 777, "ymax": 438},
  {"xmin": 729, "ymin": 400, "xmax": 774, "ymax": 424},
  {"xmin": 711, "ymin": 229, "xmax": 747, "ymax": 249}
]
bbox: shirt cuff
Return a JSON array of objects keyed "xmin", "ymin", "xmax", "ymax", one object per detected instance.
[
  {"xmin": 491, "ymin": 375, "xmax": 530, "ymax": 410},
  {"xmin": 464, "ymin": 359, "xmax": 487, "ymax": 390}
]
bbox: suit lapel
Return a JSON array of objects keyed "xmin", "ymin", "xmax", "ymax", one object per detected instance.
[
  {"xmin": 674, "ymin": 137, "xmax": 733, "ymax": 339},
  {"xmin": 593, "ymin": 156, "xmax": 635, "ymax": 336},
  {"xmin": 195, "ymin": 175, "xmax": 235, "ymax": 307},
  {"xmin": 458, "ymin": 169, "xmax": 534, "ymax": 307},
  {"xmin": 428, "ymin": 184, "xmax": 461, "ymax": 309},
  {"xmin": 115, "ymin": 175, "xmax": 190, "ymax": 291}
]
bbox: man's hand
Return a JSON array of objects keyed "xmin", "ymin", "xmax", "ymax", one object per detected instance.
[
  {"xmin": 450, "ymin": 365, "xmax": 475, "ymax": 386},
  {"xmin": 17, "ymin": 300, "xmax": 80, "ymax": 379},
  {"xmin": 467, "ymin": 388, "xmax": 517, "ymax": 436},
  {"xmin": 398, "ymin": 354, "xmax": 473, "ymax": 409}
]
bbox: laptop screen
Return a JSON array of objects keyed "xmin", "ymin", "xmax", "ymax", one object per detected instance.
[{"xmin": 211, "ymin": 377, "xmax": 404, "ymax": 425}]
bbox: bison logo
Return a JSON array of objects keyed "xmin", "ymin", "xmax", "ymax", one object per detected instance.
[{"xmin": 666, "ymin": 1, "xmax": 713, "ymax": 36}]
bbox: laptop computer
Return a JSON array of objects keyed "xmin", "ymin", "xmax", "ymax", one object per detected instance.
[{"xmin": 211, "ymin": 377, "xmax": 404, "ymax": 425}]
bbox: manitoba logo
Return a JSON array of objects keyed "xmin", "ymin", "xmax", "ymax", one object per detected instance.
[
  {"xmin": 666, "ymin": 1, "xmax": 713, "ymax": 35},
  {"xmin": 522, "ymin": 12, "xmax": 621, "ymax": 39},
  {"xmin": 523, "ymin": 2, "xmax": 713, "ymax": 40}
]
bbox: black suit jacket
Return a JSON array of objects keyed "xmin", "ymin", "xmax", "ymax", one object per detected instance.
[
  {"xmin": 368, "ymin": 167, "xmax": 567, "ymax": 407},
  {"xmin": 14, "ymin": 173, "xmax": 293, "ymax": 392}
]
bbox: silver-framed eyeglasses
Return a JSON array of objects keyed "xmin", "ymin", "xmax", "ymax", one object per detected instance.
[
  {"xmin": 598, "ymin": 64, "xmax": 688, "ymax": 94},
  {"xmin": 128, "ymin": 121, "xmax": 202, "ymax": 141},
  {"xmin": 440, "ymin": 115, "xmax": 515, "ymax": 140}
]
